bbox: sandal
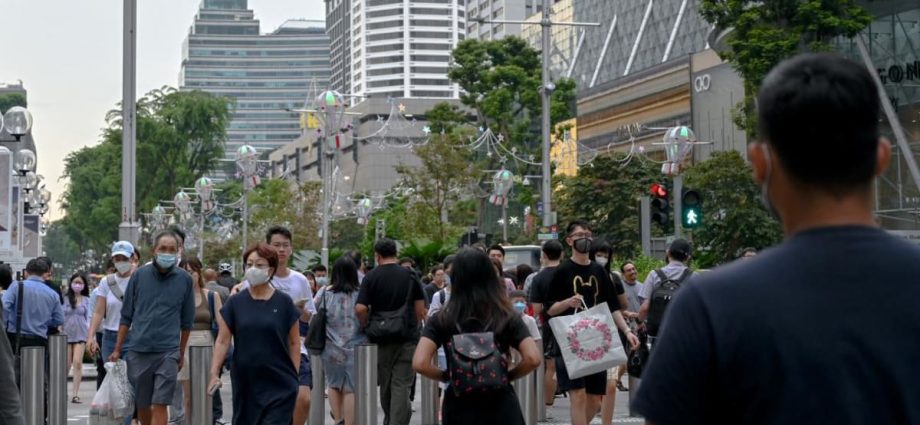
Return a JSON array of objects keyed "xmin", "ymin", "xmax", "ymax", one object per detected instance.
[
  {"xmin": 616, "ymin": 380, "xmax": 628, "ymax": 392},
  {"xmin": 71, "ymin": 396, "xmax": 81, "ymax": 404}
]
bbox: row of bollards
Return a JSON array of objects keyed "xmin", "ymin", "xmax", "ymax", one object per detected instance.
[{"xmin": 19, "ymin": 335, "xmax": 68, "ymax": 425}]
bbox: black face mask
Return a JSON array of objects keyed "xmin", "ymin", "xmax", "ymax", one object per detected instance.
[{"xmin": 573, "ymin": 237, "xmax": 592, "ymax": 254}]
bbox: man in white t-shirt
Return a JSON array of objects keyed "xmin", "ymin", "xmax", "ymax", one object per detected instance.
[{"xmin": 233, "ymin": 226, "xmax": 316, "ymax": 425}]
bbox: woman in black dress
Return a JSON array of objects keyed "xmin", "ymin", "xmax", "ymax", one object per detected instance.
[
  {"xmin": 209, "ymin": 243, "xmax": 301, "ymax": 424},
  {"xmin": 412, "ymin": 248, "xmax": 541, "ymax": 425}
]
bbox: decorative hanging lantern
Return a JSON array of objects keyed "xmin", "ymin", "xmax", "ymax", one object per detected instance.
[
  {"xmin": 489, "ymin": 169, "xmax": 514, "ymax": 206},
  {"xmin": 356, "ymin": 198, "xmax": 373, "ymax": 225},
  {"xmin": 661, "ymin": 126, "xmax": 696, "ymax": 175}
]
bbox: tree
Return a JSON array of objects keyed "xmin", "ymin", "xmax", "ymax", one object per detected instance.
[
  {"xmin": 683, "ymin": 151, "xmax": 782, "ymax": 267},
  {"xmin": 0, "ymin": 93, "xmax": 27, "ymax": 114},
  {"xmin": 60, "ymin": 88, "xmax": 231, "ymax": 254},
  {"xmin": 394, "ymin": 131, "xmax": 480, "ymax": 244},
  {"xmin": 554, "ymin": 156, "xmax": 663, "ymax": 258},
  {"xmin": 699, "ymin": 0, "xmax": 872, "ymax": 136}
]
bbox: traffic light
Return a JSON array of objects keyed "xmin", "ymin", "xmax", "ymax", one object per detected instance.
[
  {"xmin": 681, "ymin": 189, "xmax": 702, "ymax": 229},
  {"xmin": 649, "ymin": 183, "xmax": 670, "ymax": 229}
]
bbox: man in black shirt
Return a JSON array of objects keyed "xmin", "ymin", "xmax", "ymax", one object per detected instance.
[
  {"xmin": 356, "ymin": 238, "xmax": 426, "ymax": 425},
  {"xmin": 633, "ymin": 53, "xmax": 920, "ymax": 424},
  {"xmin": 527, "ymin": 239, "xmax": 563, "ymax": 406},
  {"xmin": 546, "ymin": 221, "xmax": 637, "ymax": 425}
]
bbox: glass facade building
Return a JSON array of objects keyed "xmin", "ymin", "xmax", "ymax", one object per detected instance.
[{"xmin": 179, "ymin": 0, "xmax": 331, "ymax": 179}]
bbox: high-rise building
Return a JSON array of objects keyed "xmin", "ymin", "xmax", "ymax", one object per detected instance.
[
  {"xmin": 520, "ymin": 0, "xmax": 576, "ymax": 79},
  {"xmin": 179, "ymin": 0, "xmax": 331, "ymax": 178},
  {"xmin": 331, "ymin": 0, "xmax": 466, "ymax": 101},
  {"xmin": 466, "ymin": 0, "xmax": 541, "ymax": 40},
  {"xmin": 325, "ymin": 0, "xmax": 351, "ymax": 94}
]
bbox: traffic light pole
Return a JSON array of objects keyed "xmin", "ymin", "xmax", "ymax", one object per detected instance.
[
  {"xmin": 640, "ymin": 196, "xmax": 651, "ymax": 256},
  {"xmin": 672, "ymin": 174, "xmax": 683, "ymax": 238}
]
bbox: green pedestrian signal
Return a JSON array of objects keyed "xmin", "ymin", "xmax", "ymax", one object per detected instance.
[{"xmin": 681, "ymin": 189, "xmax": 702, "ymax": 229}]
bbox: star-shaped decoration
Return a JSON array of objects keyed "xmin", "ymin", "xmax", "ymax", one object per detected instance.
[
  {"xmin": 509, "ymin": 216, "xmax": 519, "ymax": 225},
  {"xmin": 422, "ymin": 126, "xmax": 432, "ymax": 135},
  {"xmin": 376, "ymin": 115, "xmax": 383, "ymax": 123},
  {"xmin": 528, "ymin": 154, "xmax": 536, "ymax": 162},
  {"xmin": 479, "ymin": 126, "xmax": 485, "ymax": 133},
  {"xmin": 398, "ymin": 103, "xmax": 406, "ymax": 114},
  {"xmin": 486, "ymin": 151, "xmax": 493, "ymax": 158},
  {"xmin": 497, "ymin": 218, "xmax": 505, "ymax": 226},
  {"xmin": 497, "ymin": 134, "xmax": 504, "ymax": 142}
]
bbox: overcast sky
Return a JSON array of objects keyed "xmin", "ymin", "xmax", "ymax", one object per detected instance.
[{"xmin": 0, "ymin": 0, "xmax": 325, "ymax": 220}]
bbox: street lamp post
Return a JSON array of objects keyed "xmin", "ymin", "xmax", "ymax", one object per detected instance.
[
  {"xmin": 315, "ymin": 90, "xmax": 348, "ymax": 268},
  {"xmin": 119, "ymin": 0, "xmax": 140, "ymax": 245}
]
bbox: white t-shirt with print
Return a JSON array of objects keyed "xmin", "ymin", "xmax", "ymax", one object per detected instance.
[
  {"xmin": 96, "ymin": 274, "xmax": 131, "ymax": 332},
  {"xmin": 242, "ymin": 270, "xmax": 316, "ymax": 356}
]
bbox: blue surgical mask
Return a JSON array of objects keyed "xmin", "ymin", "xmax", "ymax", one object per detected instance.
[
  {"xmin": 156, "ymin": 253, "xmax": 177, "ymax": 269},
  {"xmin": 513, "ymin": 301, "xmax": 527, "ymax": 314}
]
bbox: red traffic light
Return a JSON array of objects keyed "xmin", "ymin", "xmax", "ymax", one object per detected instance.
[{"xmin": 650, "ymin": 183, "xmax": 668, "ymax": 198}]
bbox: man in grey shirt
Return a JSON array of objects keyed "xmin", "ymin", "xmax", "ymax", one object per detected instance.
[
  {"xmin": 111, "ymin": 231, "xmax": 194, "ymax": 425},
  {"xmin": 637, "ymin": 239, "xmax": 693, "ymax": 304},
  {"xmin": 0, "ymin": 303, "xmax": 24, "ymax": 425}
]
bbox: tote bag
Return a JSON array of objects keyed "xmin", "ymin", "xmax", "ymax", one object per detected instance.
[{"xmin": 549, "ymin": 301, "xmax": 627, "ymax": 379}]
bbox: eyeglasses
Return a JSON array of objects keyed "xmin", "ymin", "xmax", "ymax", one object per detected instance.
[{"xmin": 569, "ymin": 232, "xmax": 593, "ymax": 239}]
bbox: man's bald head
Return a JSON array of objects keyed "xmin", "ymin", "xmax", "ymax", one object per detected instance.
[{"xmin": 203, "ymin": 268, "xmax": 218, "ymax": 283}]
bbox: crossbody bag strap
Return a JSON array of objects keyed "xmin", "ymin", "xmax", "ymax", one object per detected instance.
[
  {"xmin": 15, "ymin": 280, "xmax": 24, "ymax": 355},
  {"xmin": 107, "ymin": 274, "xmax": 124, "ymax": 302}
]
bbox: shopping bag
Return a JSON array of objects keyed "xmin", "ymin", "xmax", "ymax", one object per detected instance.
[
  {"xmin": 89, "ymin": 360, "xmax": 134, "ymax": 424},
  {"xmin": 549, "ymin": 302, "xmax": 627, "ymax": 379}
]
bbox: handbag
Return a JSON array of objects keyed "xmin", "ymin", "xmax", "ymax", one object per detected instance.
[
  {"xmin": 305, "ymin": 289, "xmax": 328, "ymax": 355},
  {"xmin": 365, "ymin": 280, "xmax": 415, "ymax": 343},
  {"xmin": 549, "ymin": 300, "xmax": 627, "ymax": 380}
]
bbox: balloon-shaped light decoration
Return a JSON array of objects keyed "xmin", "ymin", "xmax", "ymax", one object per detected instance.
[
  {"xmin": 195, "ymin": 177, "xmax": 215, "ymax": 211},
  {"xmin": 174, "ymin": 191, "xmax": 192, "ymax": 214},
  {"xmin": 14, "ymin": 149, "xmax": 35, "ymax": 174},
  {"xmin": 22, "ymin": 171, "xmax": 38, "ymax": 192},
  {"xmin": 662, "ymin": 126, "xmax": 696, "ymax": 175},
  {"xmin": 489, "ymin": 169, "xmax": 514, "ymax": 206},
  {"xmin": 3, "ymin": 106, "xmax": 33, "ymax": 138},
  {"xmin": 314, "ymin": 90, "xmax": 350, "ymax": 152},
  {"xmin": 356, "ymin": 197, "xmax": 373, "ymax": 225},
  {"xmin": 236, "ymin": 144, "xmax": 261, "ymax": 188}
]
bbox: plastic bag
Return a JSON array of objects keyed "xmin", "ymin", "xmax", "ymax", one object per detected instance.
[
  {"xmin": 88, "ymin": 360, "xmax": 134, "ymax": 424},
  {"xmin": 549, "ymin": 302, "xmax": 627, "ymax": 379}
]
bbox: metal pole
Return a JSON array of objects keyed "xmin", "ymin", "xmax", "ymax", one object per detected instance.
[
  {"xmin": 534, "ymin": 341, "xmax": 546, "ymax": 422},
  {"xmin": 628, "ymin": 375, "xmax": 640, "ymax": 417},
  {"xmin": 198, "ymin": 208, "xmax": 205, "ymax": 259},
  {"xmin": 49, "ymin": 335, "xmax": 67, "ymax": 425},
  {"xmin": 242, "ymin": 190, "xmax": 248, "ymax": 250},
  {"xmin": 21, "ymin": 347, "xmax": 43, "ymax": 425},
  {"xmin": 321, "ymin": 150, "xmax": 330, "ymax": 268},
  {"xmin": 309, "ymin": 354, "xmax": 325, "ymax": 425},
  {"xmin": 190, "ymin": 345, "xmax": 213, "ymax": 425},
  {"xmin": 513, "ymin": 362, "xmax": 537, "ymax": 425},
  {"xmin": 118, "ymin": 0, "xmax": 140, "ymax": 245},
  {"xmin": 356, "ymin": 344, "xmax": 378, "ymax": 425},
  {"xmin": 420, "ymin": 358, "xmax": 439, "ymax": 425},
  {"xmin": 540, "ymin": 0, "xmax": 553, "ymax": 228},
  {"xmin": 672, "ymin": 174, "xmax": 683, "ymax": 238},
  {"xmin": 502, "ymin": 202, "xmax": 508, "ymax": 242},
  {"xmin": 640, "ymin": 196, "xmax": 651, "ymax": 256}
]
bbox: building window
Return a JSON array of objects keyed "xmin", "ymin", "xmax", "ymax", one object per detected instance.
[
  {"xmin": 368, "ymin": 79, "xmax": 404, "ymax": 88},
  {"xmin": 411, "ymin": 79, "xmax": 450, "ymax": 86},
  {"xmin": 410, "ymin": 31, "xmax": 451, "ymax": 38},
  {"xmin": 411, "ymin": 43, "xmax": 451, "ymax": 51},
  {"xmin": 411, "ymin": 90, "xmax": 454, "ymax": 97},
  {"xmin": 368, "ymin": 67, "xmax": 404, "ymax": 76},
  {"xmin": 411, "ymin": 54, "xmax": 449, "ymax": 62},
  {"xmin": 410, "ymin": 66, "xmax": 448, "ymax": 74},
  {"xmin": 368, "ymin": 43, "xmax": 404, "ymax": 53},
  {"xmin": 368, "ymin": 8, "xmax": 403, "ymax": 18},
  {"xmin": 368, "ymin": 32, "xmax": 403, "ymax": 41},
  {"xmin": 368, "ymin": 55, "xmax": 404, "ymax": 64},
  {"xmin": 410, "ymin": 8, "xmax": 450, "ymax": 15}
]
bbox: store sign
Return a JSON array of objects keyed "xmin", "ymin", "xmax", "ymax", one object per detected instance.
[{"xmin": 877, "ymin": 60, "xmax": 920, "ymax": 84}]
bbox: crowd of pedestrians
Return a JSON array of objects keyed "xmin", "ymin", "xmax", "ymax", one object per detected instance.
[{"xmin": 1, "ymin": 53, "xmax": 919, "ymax": 425}]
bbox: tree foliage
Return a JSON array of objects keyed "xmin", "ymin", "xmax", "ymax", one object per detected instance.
[
  {"xmin": 60, "ymin": 88, "xmax": 231, "ymax": 254},
  {"xmin": 554, "ymin": 157, "xmax": 663, "ymax": 258},
  {"xmin": 0, "ymin": 93, "xmax": 27, "ymax": 114},
  {"xmin": 683, "ymin": 151, "xmax": 782, "ymax": 267},
  {"xmin": 699, "ymin": 0, "xmax": 872, "ymax": 136}
]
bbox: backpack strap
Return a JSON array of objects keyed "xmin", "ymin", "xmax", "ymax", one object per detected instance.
[
  {"xmin": 653, "ymin": 269, "xmax": 668, "ymax": 286},
  {"xmin": 438, "ymin": 289, "xmax": 446, "ymax": 306},
  {"xmin": 14, "ymin": 280, "xmax": 24, "ymax": 355},
  {"xmin": 106, "ymin": 274, "xmax": 124, "ymax": 302},
  {"xmin": 674, "ymin": 268, "xmax": 693, "ymax": 284}
]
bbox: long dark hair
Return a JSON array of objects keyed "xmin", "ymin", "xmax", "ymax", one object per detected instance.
[
  {"xmin": 440, "ymin": 248, "xmax": 515, "ymax": 332},
  {"xmin": 66, "ymin": 272, "xmax": 91, "ymax": 308},
  {"xmin": 329, "ymin": 256, "xmax": 359, "ymax": 294},
  {"xmin": 590, "ymin": 240, "xmax": 614, "ymax": 274},
  {"xmin": 180, "ymin": 256, "xmax": 204, "ymax": 289}
]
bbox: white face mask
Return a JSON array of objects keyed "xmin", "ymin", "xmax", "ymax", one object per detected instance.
[
  {"xmin": 595, "ymin": 257, "xmax": 609, "ymax": 267},
  {"xmin": 245, "ymin": 267, "xmax": 271, "ymax": 286},
  {"xmin": 114, "ymin": 261, "xmax": 132, "ymax": 275}
]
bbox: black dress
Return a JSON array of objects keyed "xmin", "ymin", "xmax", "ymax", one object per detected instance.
[
  {"xmin": 422, "ymin": 314, "xmax": 533, "ymax": 425},
  {"xmin": 221, "ymin": 289, "xmax": 300, "ymax": 424}
]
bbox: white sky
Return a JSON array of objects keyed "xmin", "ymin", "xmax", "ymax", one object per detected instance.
[{"xmin": 0, "ymin": 0, "xmax": 325, "ymax": 220}]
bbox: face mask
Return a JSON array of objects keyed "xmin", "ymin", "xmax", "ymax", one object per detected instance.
[
  {"xmin": 759, "ymin": 144, "xmax": 781, "ymax": 220},
  {"xmin": 71, "ymin": 283, "xmax": 84, "ymax": 292},
  {"xmin": 513, "ymin": 302, "xmax": 527, "ymax": 314},
  {"xmin": 316, "ymin": 276, "xmax": 329, "ymax": 286},
  {"xmin": 156, "ymin": 253, "xmax": 177, "ymax": 269},
  {"xmin": 573, "ymin": 237, "xmax": 592, "ymax": 254},
  {"xmin": 595, "ymin": 257, "xmax": 608, "ymax": 267},
  {"xmin": 245, "ymin": 267, "xmax": 271, "ymax": 286},
  {"xmin": 114, "ymin": 261, "xmax": 132, "ymax": 275}
]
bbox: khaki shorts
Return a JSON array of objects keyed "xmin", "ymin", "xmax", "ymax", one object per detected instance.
[{"xmin": 177, "ymin": 330, "xmax": 213, "ymax": 381}]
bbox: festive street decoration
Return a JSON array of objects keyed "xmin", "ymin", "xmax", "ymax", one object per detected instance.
[{"xmin": 489, "ymin": 169, "xmax": 514, "ymax": 206}]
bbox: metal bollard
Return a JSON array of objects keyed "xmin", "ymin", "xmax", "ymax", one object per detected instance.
[
  {"xmin": 534, "ymin": 341, "xmax": 545, "ymax": 422},
  {"xmin": 49, "ymin": 335, "xmax": 67, "ymax": 425},
  {"xmin": 189, "ymin": 345, "xmax": 213, "ymax": 425},
  {"xmin": 20, "ymin": 346, "xmax": 44, "ymax": 425},
  {"xmin": 420, "ymin": 357, "xmax": 439, "ymax": 425},
  {"xmin": 309, "ymin": 354, "xmax": 325, "ymax": 425},
  {"xmin": 355, "ymin": 344, "xmax": 378, "ymax": 425},
  {"xmin": 513, "ymin": 367, "xmax": 537, "ymax": 425},
  {"xmin": 628, "ymin": 375, "xmax": 639, "ymax": 417}
]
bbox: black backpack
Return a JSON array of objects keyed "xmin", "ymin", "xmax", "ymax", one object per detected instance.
[
  {"xmin": 645, "ymin": 268, "xmax": 693, "ymax": 336},
  {"xmin": 445, "ymin": 321, "xmax": 510, "ymax": 396}
]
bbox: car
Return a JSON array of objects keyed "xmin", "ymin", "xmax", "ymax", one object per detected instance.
[{"xmin": 501, "ymin": 245, "xmax": 542, "ymax": 271}]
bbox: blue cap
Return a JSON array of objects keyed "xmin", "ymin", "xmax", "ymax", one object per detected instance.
[{"xmin": 112, "ymin": 241, "xmax": 135, "ymax": 259}]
